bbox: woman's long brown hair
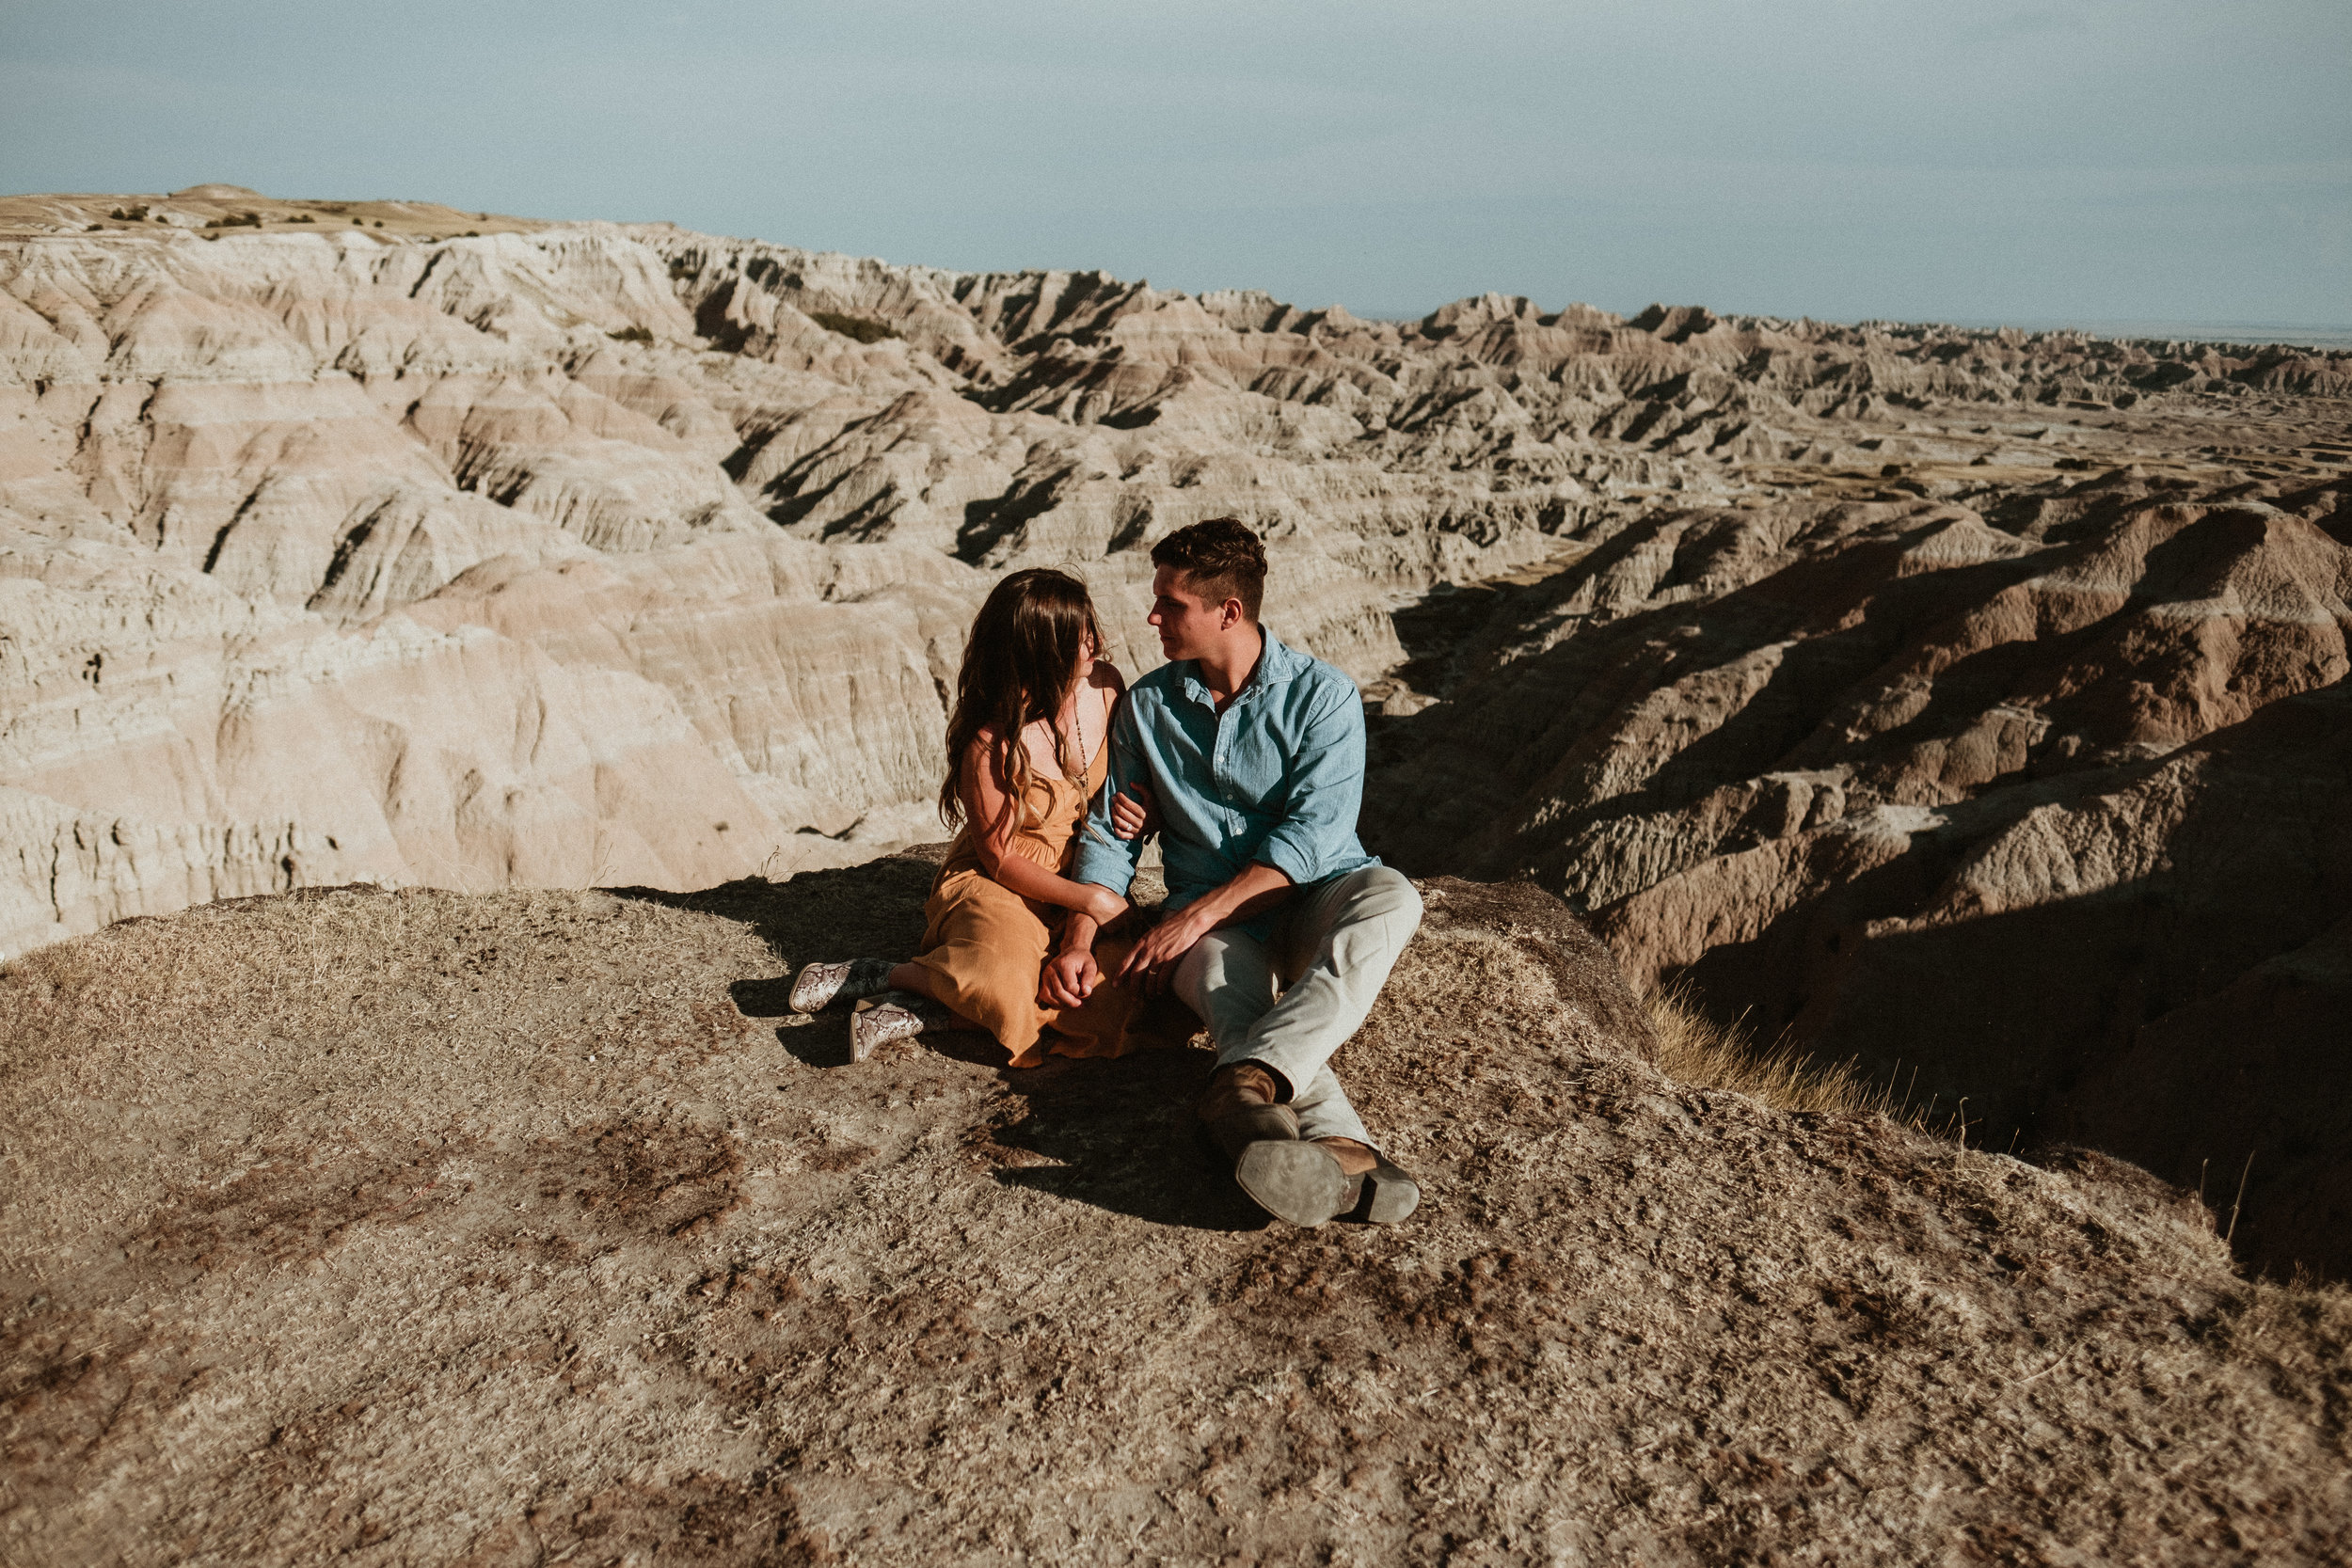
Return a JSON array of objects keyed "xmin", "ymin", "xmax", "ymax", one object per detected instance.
[{"xmin": 938, "ymin": 568, "xmax": 1103, "ymax": 832}]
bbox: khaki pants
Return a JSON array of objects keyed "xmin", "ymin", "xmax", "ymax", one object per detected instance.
[{"xmin": 1171, "ymin": 866, "xmax": 1422, "ymax": 1148}]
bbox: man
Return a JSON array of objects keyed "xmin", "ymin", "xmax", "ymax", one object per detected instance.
[{"xmin": 1045, "ymin": 517, "xmax": 1424, "ymax": 1227}]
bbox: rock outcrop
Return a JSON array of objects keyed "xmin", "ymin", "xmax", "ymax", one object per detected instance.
[
  {"xmin": 4, "ymin": 860, "xmax": 2347, "ymax": 1563},
  {"xmin": 1363, "ymin": 467, "xmax": 2352, "ymax": 1277},
  {"xmin": 8, "ymin": 186, "xmax": 2345, "ymax": 969}
]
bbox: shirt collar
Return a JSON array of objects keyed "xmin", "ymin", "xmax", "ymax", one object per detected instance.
[{"xmin": 1178, "ymin": 626, "xmax": 1301, "ymax": 708}]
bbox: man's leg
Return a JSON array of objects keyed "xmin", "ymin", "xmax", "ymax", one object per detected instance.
[
  {"xmin": 1170, "ymin": 925, "xmax": 1279, "ymax": 1054},
  {"xmin": 1246, "ymin": 865, "xmax": 1422, "ymax": 1127},
  {"xmin": 1172, "ymin": 927, "xmax": 1298, "ymax": 1158},
  {"xmin": 1169, "ymin": 924, "xmax": 1374, "ymax": 1146},
  {"xmin": 1185, "ymin": 866, "xmax": 1424, "ymax": 1226}
]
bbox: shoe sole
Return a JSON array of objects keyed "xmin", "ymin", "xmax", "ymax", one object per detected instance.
[{"xmin": 1234, "ymin": 1141, "xmax": 1351, "ymax": 1227}]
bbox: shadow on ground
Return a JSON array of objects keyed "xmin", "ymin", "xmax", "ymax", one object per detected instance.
[{"xmin": 616, "ymin": 847, "xmax": 1266, "ymax": 1232}]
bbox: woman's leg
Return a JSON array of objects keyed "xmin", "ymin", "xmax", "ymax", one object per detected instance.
[
  {"xmin": 885, "ymin": 962, "xmax": 941, "ymax": 1000},
  {"xmin": 899, "ymin": 877, "xmax": 1055, "ymax": 1061}
]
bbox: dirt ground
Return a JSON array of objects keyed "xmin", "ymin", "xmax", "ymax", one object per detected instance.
[{"xmin": 3, "ymin": 850, "xmax": 2347, "ymax": 1564}]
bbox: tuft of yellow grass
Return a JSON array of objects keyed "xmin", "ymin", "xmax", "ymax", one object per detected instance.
[{"xmin": 1643, "ymin": 981, "xmax": 1877, "ymax": 1117}]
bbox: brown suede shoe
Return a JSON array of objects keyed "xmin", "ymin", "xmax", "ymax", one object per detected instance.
[{"xmin": 1196, "ymin": 1062, "xmax": 1299, "ymax": 1162}]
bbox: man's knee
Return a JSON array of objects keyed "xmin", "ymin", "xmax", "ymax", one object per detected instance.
[
  {"xmin": 1344, "ymin": 865, "xmax": 1422, "ymax": 929},
  {"xmin": 1174, "ymin": 928, "xmax": 1274, "ymax": 1023},
  {"xmin": 1310, "ymin": 866, "xmax": 1420, "ymax": 972},
  {"xmin": 1169, "ymin": 937, "xmax": 1217, "ymax": 1016}
]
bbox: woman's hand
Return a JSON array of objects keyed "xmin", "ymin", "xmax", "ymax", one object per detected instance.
[
  {"xmin": 1041, "ymin": 945, "xmax": 1100, "ymax": 1008},
  {"xmin": 1108, "ymin": 783, "xmax": 1158, "ymax": 841}
]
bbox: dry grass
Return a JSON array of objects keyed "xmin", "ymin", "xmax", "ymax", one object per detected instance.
[{"xmin": 1643, "ymin": 981, "xmax": 1878, "ymax": 1116}]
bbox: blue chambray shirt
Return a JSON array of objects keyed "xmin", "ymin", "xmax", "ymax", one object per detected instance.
[{"xmin": 1073, "ymin": 626, "xmax": 1378, "ymax": 939}]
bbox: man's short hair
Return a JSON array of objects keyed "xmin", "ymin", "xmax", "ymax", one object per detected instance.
[{"xmin": 1151, "ymin": 517, "xmax": 1266, "ymax": 620}]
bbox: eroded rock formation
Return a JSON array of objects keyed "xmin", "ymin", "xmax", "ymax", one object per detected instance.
[
  {"xmin": 9, "ymin": 186, "xmax": 2343, "ymax": 968},
  {"xmin": 1362, "ymin": 452, "xmax": 2352, "ymax": 1276}
]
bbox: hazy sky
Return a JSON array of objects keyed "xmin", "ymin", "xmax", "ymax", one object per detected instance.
[{"xmin": 5, "ymin": 0, "xmax": 2347, "ymax": 325}]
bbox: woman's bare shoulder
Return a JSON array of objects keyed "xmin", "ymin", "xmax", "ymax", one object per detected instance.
[
  {"xmin": 962, "ymin": 727, "xmax": 1011, "ymax": 780},
  {"xmin": 1089, "ymin": 661, "xmax": 1127, "ymax": 696}
]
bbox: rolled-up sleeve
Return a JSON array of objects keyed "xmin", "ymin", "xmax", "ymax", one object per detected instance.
[
  {"xmin": 1071, "ymin": 692, "xmax": 1149, "ymax": 895},
  {"xmin": 1251, "ymin": 682, "xmax": 1365, "ymax": 887}
]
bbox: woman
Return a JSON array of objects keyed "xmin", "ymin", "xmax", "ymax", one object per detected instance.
[{"xmin": 787, "ymin": 567, "xmax": 1150, "ymax": 1065}]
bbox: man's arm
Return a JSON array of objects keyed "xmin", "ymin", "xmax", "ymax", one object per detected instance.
[
  {"xmin": 1247, "ymin": 682, "xmax": 1365, "ymax": 889},
  {"xmin": 1069, "ymin": 692, "xmax": 1149, "ymax": 896}
]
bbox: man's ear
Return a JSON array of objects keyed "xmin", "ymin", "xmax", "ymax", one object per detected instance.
[{"xmin": 1220, "ymin": 597, "xmax": 1245, "ymax": 629}]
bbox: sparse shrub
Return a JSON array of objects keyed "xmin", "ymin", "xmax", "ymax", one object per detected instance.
[
  {"xmin": 810, "ymin": 309, "xmax": 901, "ymax": 344},
  {"xmin": 109, "ymin": 205, "xmax": 149, "ymax": 222},
  {"xmin": 373, "ymin": 220, "xmax": 384, "ymax": 229},
  {"xmin": 461, "ymin": 230, "xmax": 480, "ymax": 238},
  {"xmin": 608, "ymin": 325, "xmax": 655, "ymax": 343},
  {"xmin": 291, "ymin": 213, "xmax": 314, "ymax": 224},
  {"xmin": 203, "ymin": 212, "xmax": 262, "ymax": 230}
]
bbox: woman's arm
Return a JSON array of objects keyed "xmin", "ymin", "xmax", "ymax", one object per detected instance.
[{"xmin": 962, "ymin": 732, "xmax": 1129, "ymax": 926}]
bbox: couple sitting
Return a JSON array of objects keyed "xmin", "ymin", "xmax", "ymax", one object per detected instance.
[{"xmin": 787, "ymin": 519, "xmax": 1424, "ymax": 1228}]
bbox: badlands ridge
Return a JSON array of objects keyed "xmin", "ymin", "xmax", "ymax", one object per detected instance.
[{"xmin": 2, "ymin": 186, "xmax": 2349, "ymax": 1279}]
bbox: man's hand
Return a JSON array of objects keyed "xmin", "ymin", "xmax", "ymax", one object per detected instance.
[
  {"xmin": 1041, "ymin": 944, "xmax": 1100, "ymax": 1009},
  {"xmin": 1108, "ymin": 783, "xmax": 1158, "ymax": 841},
  {"xmin": 1114, "ymin": 903, "xmax": 1216, "ymax": 996},
  {"xmin": 1112, "ymin": 861, "xmax": 1295, "ymax": 995}
]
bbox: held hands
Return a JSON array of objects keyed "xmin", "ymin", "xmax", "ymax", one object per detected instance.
[
  {"xmin": 1043, "ymin": 888, "xmax": 1125, "ymax": 1007},
  {"xmin": 1108, "ymin": 783, "xmax": 1158, "ymax": 841},
  {"xmin": 1040, "ymin": 945, "xmax": 1100, "ymax": 1009}
]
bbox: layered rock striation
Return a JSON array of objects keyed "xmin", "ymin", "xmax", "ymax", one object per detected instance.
[{"xmin": 8, "ymin": 187, "xmax": 2344, "ymax": 965}]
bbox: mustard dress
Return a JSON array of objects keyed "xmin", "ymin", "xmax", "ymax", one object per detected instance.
[{"xmin": 904, "ymin": 743, "xmax": 1168, "ymax": 1068}]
